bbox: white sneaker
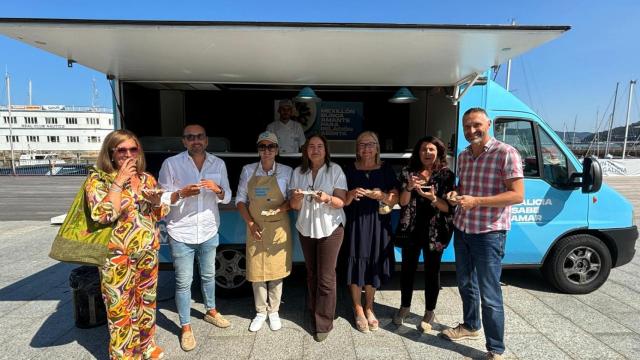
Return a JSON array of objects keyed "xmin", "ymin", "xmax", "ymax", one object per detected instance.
[
  {"xmin": 268, "ymin": 312, "xmax": 282, "ymax": 331},
  {"xmin": 249, "ymin": 313, "xmax": 267, "ymax": 332}
]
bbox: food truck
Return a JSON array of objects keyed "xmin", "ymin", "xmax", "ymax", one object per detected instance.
[{"xmin": 1, "ymin": 19, "xmax": 635, "ymax": 294}]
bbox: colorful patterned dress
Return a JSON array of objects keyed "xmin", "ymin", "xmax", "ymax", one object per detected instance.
[{"xmin": 85, "ymin": 168, "xmax": 169, "ymax": 360}]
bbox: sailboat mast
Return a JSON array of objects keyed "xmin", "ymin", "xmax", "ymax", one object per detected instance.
[
  {"xmin": 5, "ymin": 73, "xmax": 16, "ymax": 175},
  {"xmin": 605, "ymin": 82, "xmax": 619, "ymax": 157},
  {"xmin": 622, "ymin": 80, "xmax": 636, "ymax": 159},
  {"xmin": 572, "ymin": 115, "xmax": 577, "ymax": 148}
]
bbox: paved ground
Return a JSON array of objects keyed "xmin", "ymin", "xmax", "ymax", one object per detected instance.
[
  {"xmin": 0, "ymin": 176, "xmax": 639, "ymax": 359},
  {"xmin": 0, "ymin": 176, "xmax": 83, "ymax": 221}
]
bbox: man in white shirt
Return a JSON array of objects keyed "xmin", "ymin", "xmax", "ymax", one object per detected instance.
[
  {"xmin": 266, "ymin": 99, "xmax": 306, "ymax": 153},
  {"xmin": 158, "ymin": 124, "xmax": 232, "ymax": 352}
]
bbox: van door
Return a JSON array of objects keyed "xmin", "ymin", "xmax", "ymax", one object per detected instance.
[{"xmin": 492, "ymin": 115, "xmax": 589, "ymax": 265}]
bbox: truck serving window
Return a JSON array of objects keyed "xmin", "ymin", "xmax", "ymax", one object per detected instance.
[{"xmin": 494, "ymin": 119, "xmax": 539, "ymax": 178}]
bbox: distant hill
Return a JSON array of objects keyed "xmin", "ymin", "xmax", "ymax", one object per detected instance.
[
  {"xmin": 582, "ymin": 121, "xmax": 640, "ymax": 142},
  {"xmin": 553, "ymin": 130, "xmax": 593, "ymax": 142}
]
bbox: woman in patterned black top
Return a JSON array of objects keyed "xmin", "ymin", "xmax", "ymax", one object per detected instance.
[{"xmin": 392, "ymin": 135, "xmax": 455, "ymax": 333}]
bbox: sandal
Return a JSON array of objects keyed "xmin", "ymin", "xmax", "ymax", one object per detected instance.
[
  {"xmin": 365, "ymin": 309, "xmax": 379, "ymax": 331},
  {"xmin": 393, "ymin": 306, "xmax": 410, "ymax": 326},
  {"xmin": 353, "ymin": 309, "xmax": 370, "ymax": 333},
  {"xmin": 418, "ymin": 310, "xmax": 435, "ymax": 333}
]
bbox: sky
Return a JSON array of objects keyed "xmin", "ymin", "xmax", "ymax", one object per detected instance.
[{"xmin": 0, "ymin": 0, "xmax": 638, "ymax": 132}]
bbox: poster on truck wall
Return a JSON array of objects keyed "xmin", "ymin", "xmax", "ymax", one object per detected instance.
[
  {"xmin": 273, "ymin": 99, "xmax": 317, "ymax": 132},
  {"xmin": 312, "ymin": 102, "xmax": 363, "ymax": 139},
  {"xmin": 273, "ymin": 100, "xmax": 364, "ymax": 139}
]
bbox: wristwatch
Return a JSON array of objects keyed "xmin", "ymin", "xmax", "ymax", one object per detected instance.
[{"xmin": 177, "ymin": 191, "xmax": 184, "ymax": 200}]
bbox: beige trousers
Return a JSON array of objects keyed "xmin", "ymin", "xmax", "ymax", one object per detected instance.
[{"xmin": 252, "ymin": 279, "xmax": 283, "ymax": 314}]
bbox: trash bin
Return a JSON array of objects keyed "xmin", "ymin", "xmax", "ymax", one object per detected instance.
[{"xmin": 69, "ymin": 266, "xmax": 107, "ymax": 328}]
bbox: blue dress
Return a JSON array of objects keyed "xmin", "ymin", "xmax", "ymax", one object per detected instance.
[{"xmin": 344, "ymin": 162, "xmax": 400, "ymax": 287}]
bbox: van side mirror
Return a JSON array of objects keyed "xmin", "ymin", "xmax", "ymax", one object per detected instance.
[{"xmin": 572, "ymin": 156, "xmax": 602, "ymax": 193}]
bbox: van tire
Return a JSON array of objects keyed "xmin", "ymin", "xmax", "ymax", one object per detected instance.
[
  {"xmin": 215, "ymin": 246, "xmax": 251, "ymax": 297},
  {"xmin": 543, "ymin": 234, "xmax": 611, "ymax": 294}
]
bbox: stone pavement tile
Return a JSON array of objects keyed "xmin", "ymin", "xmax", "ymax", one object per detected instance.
[
  {"xmin": 530, "ymin": 293, "xmax": 633, "ymax": 334},
  {"xmin": 35, "ymin": 325, "xmax": 108, "ymax": 360},
  {"xmin": 351, "ymin": 326, "xmax": 411, "ymax": 360},
  {"xmin": 433, "ymin": 287, "xmax": 465, "ymax": 316},
  {"xmin": 0, "ymin": 311, "xmax": 83, "ymax": 360},
  {"xmin": 4, "ymin": 285, "xmax": 72, "ymax": 319},
  {"xmin": 525, "ymin": 314, "xmax": 625, "ymax": 359},
  {"xmin": 196, "ymin": 335, "xmax": 254, "ymax": 360},
  {"xmin": 251, "ymin": 327, "xmax": 304, "ymax": 359},
  {"xmin": 615, "ymin": 261, "xmax": 640, "ymax": 276},
  {"xmin": 302, "ymin": 317, "xmax": 356, "ymax": 360},
  {"xmin": 36, "ymin": 343, "xmax": 107, "ymax": 360},
  {"xmin": 504, "ymin": 307, "xmax": 537, "ymax": 333},
  {"xmin": 595, "ymin": 334, "xmax": 640, "ymax": 359},
  {"xmin": 0, "ymin": 263, "xmax": 74, "ymax": 303},
  {"xmin": 502, "ymin": 287, "xmax": 556, "ymax": 317},
  {"xmin": 607, "ymin": 270, "xmax": 640, "ymax": 293},
  {"xmin": 504, "ymin": 333, "xmax": 570, "ymax": 360},
  {"xmin": 605, "ymin": 312, "xmax": 640, "ymax": 335},
  {"xmin": 598, "ymin": 281, "xmax": 640, "ymax": 312},
  {"xmin": 574, "ymin": 291, "xmax": 637, "ymax": 315},
  {"xmin": 403, "ymin": 331, "xmax": 489, "ymax": 359}
]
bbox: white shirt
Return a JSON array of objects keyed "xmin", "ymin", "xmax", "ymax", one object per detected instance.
[
  {"xmin": 158, "ymin": 151, "xmax": 231, "ymax": 244},
  {"xmin": 289, "ymin": 163, "xmax": 347, "ymax": 238},
  {"xmin": 266, "ymin": 120, "xmax": 306, "ymax": 153},
  {"xmin": 235, "ymin": 162, "xmax": 293, "ymax": 205}
]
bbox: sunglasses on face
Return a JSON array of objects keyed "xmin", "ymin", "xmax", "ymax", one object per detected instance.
[
  {"xmin": 257, "ymin": 144, "xmax": 278, "ymax": 152},
  {"xmin": 183, "ymin": 133, "xmax": 206, "ymax": 141},
  {"xmin": 112, "ymin": 146, "xmax": 139, "ymax": 156}
]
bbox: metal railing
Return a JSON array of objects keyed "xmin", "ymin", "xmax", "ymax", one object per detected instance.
[{"xmin": 0, "ymin": 160, "xmax": 91, "ymax": 176}]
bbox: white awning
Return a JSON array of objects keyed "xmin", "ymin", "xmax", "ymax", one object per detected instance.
[{"xmin": 0, "ymin": 19, "xmax": 569, "ymax": 86}]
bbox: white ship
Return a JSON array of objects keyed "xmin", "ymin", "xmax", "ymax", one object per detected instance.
[
  {"xmin": 0, "ymin": 104, "xmax": 114, "ymax": 162},
  {"xmin": 17, "ymin": 151, "xmax": 66, "ymax": 166}
]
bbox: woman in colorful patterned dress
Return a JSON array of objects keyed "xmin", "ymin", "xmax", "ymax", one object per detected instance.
[{"xmin": 85, "ymin": 129, "xmax": 169, "ymax": 360}]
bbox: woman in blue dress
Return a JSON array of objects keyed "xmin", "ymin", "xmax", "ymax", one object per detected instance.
[{"xmin": 344, "ymin": 131, "xmax": 400, "ymax": 332}]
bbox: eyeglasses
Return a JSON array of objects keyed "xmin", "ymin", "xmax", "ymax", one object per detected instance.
[
  {"xmin": 112, "ymin": 146, "xmax": 139, "ymax": 156},
  {"xmin": 257, "ymin": 144, "xmax": 278, "ymax": 152},
  {"xmin": 357, "ymin": 142, "xmax": 377, "ymax": 149},
  {"xmin": 183, "ymin": 133, "xmax": 206, "ymax": 141}
]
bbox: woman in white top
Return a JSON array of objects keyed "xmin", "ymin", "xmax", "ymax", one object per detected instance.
[
  {"xmin": 236, "ymin": 131, "xmax": 293, "ymax": 333},
  {"xmin": 289, "ymin": 134, "xmax": 347, "ymax": 342}
]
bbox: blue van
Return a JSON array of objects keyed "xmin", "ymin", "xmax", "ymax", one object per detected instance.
[{"xmin": 2, "ymin": 19, "xmax": 635, "ymax": 294}]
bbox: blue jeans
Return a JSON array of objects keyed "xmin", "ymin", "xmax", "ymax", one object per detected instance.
[
  {"xmin": 169, "ymin": 234, "xmax": 219, "ymax": 326},
  {"xmin": 453, "ymin": 228, "xmax": 506, "ymax": 354}
]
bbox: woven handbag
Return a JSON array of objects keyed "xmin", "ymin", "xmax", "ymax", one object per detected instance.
[{"xmin": 49, "ymin": 168, "xmax": 113, "ymax": 266}]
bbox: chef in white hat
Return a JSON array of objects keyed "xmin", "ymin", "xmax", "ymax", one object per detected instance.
[{"xmin": 266, "ymin": 99, "xmax": 306, "ymax": 153}]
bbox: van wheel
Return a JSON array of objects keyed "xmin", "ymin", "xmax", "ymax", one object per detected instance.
[
  {"xmin": 543, "ymin": 234, "xmax": 611, "ymax": 294},
  {"xmin": 215, "ymin": 247, "xmax": 250, "ymax": 297}
]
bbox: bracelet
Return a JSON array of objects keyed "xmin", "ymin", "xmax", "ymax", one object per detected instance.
[
  {"xmin": 431, "ymin": 197, "xmax": 438, "ymax": 204},
  {"xmin": 112, "ymin": 182, "xmax": 123, "ymax": 189},
  {"xmin": 110, "ymin": 185, "xmax": 122, "ymax": 193}
]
